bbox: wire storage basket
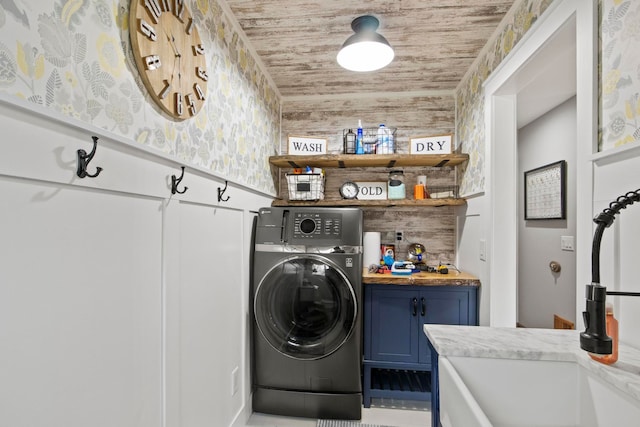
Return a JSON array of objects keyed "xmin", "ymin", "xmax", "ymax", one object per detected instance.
[
  {"xmin": 426, "ymin": 185, "xmax": 459, "ymax": 199},
  {"xmin": 286, "ymin": 173, "xmax": 325, "ymax": 200},
  {"xmin": 342, "ymin": 127, "xmax": 397, "ymax": 154}
]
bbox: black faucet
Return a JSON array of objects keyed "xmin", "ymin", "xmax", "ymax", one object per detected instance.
[{"xmin": 580, "ymin": 189, "xmax": 640, "ymax": 355}]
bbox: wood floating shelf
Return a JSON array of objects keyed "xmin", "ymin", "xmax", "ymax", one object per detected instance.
[
  {"xmin": 271, "ymin": 198, "xmax": 466, "ymax": 207},
  {"xmin": 269, "ymin": 153, "xmax": 469, "ymax": 169}
]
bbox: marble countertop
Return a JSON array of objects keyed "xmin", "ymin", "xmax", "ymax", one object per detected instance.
[
  {"xmin": 362, "ymin": 269, "xmax": 480, "ymax": 286},
  {"xmin": 424, "ymin": 325, "xmax": 640, "ymax": 404}
]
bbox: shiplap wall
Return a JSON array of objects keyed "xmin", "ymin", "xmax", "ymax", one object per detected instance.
[
  {"xmin": 281, "ymin": 95, "xmax": 455, "ymax": 154},
  {"xmin": 280, "ymin": 95, "xmax": 458, "ymax": 264}
]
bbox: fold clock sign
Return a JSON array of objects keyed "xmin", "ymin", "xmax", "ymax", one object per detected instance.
[{"xmin": 130, "ymin": 0, "xmax": 208, "ymax": 120}]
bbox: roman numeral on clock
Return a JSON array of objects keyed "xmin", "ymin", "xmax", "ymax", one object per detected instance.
[
  {"xmin": 186, "ymin": 18, "xmax": 194, "ymax": 35},
  {"xmin": 175, "ymin": 92, "xmax": 183, "ymax": 116},
  {"xmin": 159, "ymin": 80, "xmax": 171, "ymax": 99},
  {"xmin": 193, "ymin": 44, "xmax": 205, "ymax": 55},
  {"xmin": 143, "ymin": 0, "xmax": 162, "ymax": 24},
  {"xmin": 196, "ymin": 67, "xmax": 208, "ymax": 81},
  {"xmin": 144, "ymin": 55, "xmax": 161, "ymax": 70},
  {"xmin": 174, "ymin": 0, "xmax": 185, "ymax": 21},
  {"xmin": 186, "ymin": 93, "xmax": 197, "ymax": 116},
  {"xmin": 139, "ymin": 19, "xmax": 157, "ymax": 41},
  {"xmin": 160, "ymin": 0, "xmax": 172, "ymax": 12},
  {"xmin": 194, "ymin": 83, "xmax": 205, "ymax": 100}
]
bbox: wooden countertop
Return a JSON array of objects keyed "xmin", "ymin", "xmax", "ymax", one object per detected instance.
[{"xmin": 362, "ymin": 269, "xmax": 480, "ymax": 286}]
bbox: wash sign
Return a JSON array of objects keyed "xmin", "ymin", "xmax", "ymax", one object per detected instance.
[
  {"xmin": 410, "ymin": 134, "xmax": 452, "ymax": 154},
  {"xmin": 288, "ymin": 135, "xmax": 327, "ymax": 155}
]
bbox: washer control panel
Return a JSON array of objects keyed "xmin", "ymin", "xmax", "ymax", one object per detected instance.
[{"xmin": 293, "ymin": 211, "xmax": 342, "ymax": 238}]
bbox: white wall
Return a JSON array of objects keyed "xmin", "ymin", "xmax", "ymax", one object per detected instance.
[
  {"xmin": 0, "ymin": 97, "xmax": 273, "ymax": 427},
  {"xmin": 456, "ymin": 197, "xmax": 490, "ymax": 325},
  {"xmin": 0, "ymin": 175, "xmax": 165, "ymax": 426},
  {"xmin": 517, "ymin": 97, "xmax": 577, "ymax": 328}
]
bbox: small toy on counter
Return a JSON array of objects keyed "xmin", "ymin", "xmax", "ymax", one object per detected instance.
[
  {"xmin": 407, "ymin": 243, "xmax": 426, "ymax": 264},
  {"xmin": 368, "ymin": 264, "xmax": 390, "ymax": 274},
  {"xmin": 382, "ymin": 254, "xmax": 394, "ymax": 267},
  {"xmin": 391, "ymin": 261, "xmax": 415, "ymax": 275},
  {"xmin": 437, "ymin": 263, "xmax": 460, "ymax": 274},
  {"xmin": 381, "ymin": 244, "xmax": 395, "ymax": 267}
]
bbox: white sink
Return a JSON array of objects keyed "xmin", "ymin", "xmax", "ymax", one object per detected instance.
[{"xmin": 439, "ymin": 356, "xmax": 640, "ymax": 427}]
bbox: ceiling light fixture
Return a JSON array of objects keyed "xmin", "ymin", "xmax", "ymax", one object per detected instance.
[{"xmin": 337, "ymin": 15, "xmax": 394, "ymax": 72}]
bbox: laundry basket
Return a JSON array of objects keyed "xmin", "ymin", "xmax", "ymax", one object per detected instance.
[{"xmin": 286, "ymin": 173, "xmax": 325, "ymax": 201}]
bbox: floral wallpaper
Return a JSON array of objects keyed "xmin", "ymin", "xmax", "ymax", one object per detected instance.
[
  {"xmin": 0, "ymin": 0, "xmax": 280, "ymax": 195},
  {"xmin": 455, "ymin": 0, "xmax": 554, "ymax": 196},
  {"xmin": 456, "ymin": 0, "xmax": 640, "ymax": 195},
  {"xmin": 600, "ymin": 0, "xmax": 640, "ymax": 151}
]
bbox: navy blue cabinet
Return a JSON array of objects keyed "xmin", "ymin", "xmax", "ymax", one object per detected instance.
[{"xmin": 363, "ymin": 284, "xmax": 478, "ymax": 407}]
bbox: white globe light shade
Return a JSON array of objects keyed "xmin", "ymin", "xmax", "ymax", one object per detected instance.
[
  {"xmin": 337, "ymin": 15, "xmax": 394, "ymax": 72},
  {"xmin": 337, "ymin": 40, "xmax": 395, "ymax": 72}
]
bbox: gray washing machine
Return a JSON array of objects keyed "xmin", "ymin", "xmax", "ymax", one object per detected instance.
[{"xmin": 251, "ymin": 207, "xmax": 363, "ymax": 420}]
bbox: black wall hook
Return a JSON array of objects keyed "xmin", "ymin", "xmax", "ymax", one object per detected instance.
[
  {"xmin": 218, "ymin": 180, "xmax": 230, "ymax": 202},
  {"xmin": 77, "ymin": 136, "xmax": 103, "ymax": 178},
  {"xmin": 171, "ymin": 166, "xmax": 188, "ymax": 194}
]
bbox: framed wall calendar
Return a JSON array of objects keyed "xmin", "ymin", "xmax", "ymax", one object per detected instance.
[{"xmin": 524, "ymin": 160, "xmax": 566, "ymax": 220}]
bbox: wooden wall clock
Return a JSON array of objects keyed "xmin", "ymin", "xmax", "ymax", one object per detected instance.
[{"xmin": 129, "ymin": 0, "xmax": 208, "ymax": 120}]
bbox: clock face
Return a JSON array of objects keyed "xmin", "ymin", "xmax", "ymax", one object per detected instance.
[
  {"xmin": 340, "ymin": 181, "xmax": 359, "ymax": 199},
  {"xmin": 129, "ymin": 0, "xmax": 208, "ymax": 120}
]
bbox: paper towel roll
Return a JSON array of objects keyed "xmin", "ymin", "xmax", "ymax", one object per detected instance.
[{"xmin": 363, "ymin": 232, "xmax": 381, "ymax": 267}]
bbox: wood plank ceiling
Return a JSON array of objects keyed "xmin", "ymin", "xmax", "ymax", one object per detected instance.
[{"xmin": 224, "ymin": 0, "xmax": 516, "ymax": 98}]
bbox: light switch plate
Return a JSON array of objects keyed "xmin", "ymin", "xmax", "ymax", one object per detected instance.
[
  {"xmin": 561, "ymin": 236, "xmax": 574, "ymax": 251},
  {"xmin": 479, "ymin": 239, "xmax": 487, "ymax": 261}
]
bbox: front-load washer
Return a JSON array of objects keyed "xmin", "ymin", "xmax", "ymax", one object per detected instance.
[{"xmin": 251, "ymin": 207, "xmax": 363, "ymax": 420}]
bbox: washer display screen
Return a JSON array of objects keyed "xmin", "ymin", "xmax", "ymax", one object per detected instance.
[{"xmin": 299, "ymin": 218, "xmax": 316, "ymax": 234}]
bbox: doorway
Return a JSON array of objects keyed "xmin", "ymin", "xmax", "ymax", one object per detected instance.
[
  {"xmin": 483, "ymin": 0, "xmax": 597, "ymax": 327},
  {"xmin": 517, "ymin": 97, "xmax": 577, "ymax": 328}
]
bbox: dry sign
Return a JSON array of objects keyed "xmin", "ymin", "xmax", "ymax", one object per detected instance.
[
  {"xmin": 409, "ymin": 134, "xmax": 452, "ymax": 155},
  {"xmin": 288, "ymin": 135, "xmax": 327, "ymax": 155}
]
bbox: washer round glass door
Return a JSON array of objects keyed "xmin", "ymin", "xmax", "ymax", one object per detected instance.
[{"xmin": 254, "ymin": 254, "xmax": 357, "ymax": 360}]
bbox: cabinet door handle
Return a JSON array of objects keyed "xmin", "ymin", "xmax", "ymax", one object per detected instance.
[
  {"xmin": 412, "ymin": 297, "xmax": 418, "ymax": 316},
  {"xmin": 421, "ymin": 297, "xmax": 426, "ymax": 316}
]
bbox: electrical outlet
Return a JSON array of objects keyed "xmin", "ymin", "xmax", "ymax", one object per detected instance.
[
  {"xmin": 395, "ymin": 230, "xmax": 403, "ymax": 241},
  {"xmin": 231, "ymin": 367, "xmax": 239, "ymax": 396},
  {"xmin": 561, "ymin": 236, "xmax": 575, "ymax": 251}
]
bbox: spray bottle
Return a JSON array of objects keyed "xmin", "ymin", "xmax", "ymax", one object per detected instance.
[{"xmin": 356, "ymin": 120, "xmax": 364, "ymax": 154}]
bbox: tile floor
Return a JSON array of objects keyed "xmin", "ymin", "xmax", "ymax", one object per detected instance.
[{"xmin": 245, "ymin": 399, "xmax": 430, "ymax": 427}]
